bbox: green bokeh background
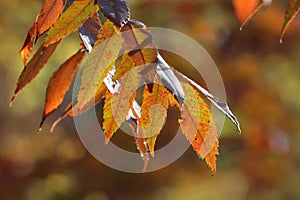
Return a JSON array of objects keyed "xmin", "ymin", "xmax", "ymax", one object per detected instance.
[{"xmin": 1, "ymin": 0, "xmax": 300, "ymax": 199}]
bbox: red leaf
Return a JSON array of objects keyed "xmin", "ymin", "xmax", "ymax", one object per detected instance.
[
  {"xmin": 11, "ymin": 41, "xmax": 61, "ymax": 106},
  {"xmin": 36, "ymin": 0, "xmax": 64, "ymax": 37}
]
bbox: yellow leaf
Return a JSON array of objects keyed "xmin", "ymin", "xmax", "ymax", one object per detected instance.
[
  {"xmin": 44, "ymin": 0, "xmax": 98, "ymax": 46},
  {"xmin": 76, "ymin": 20, "xmax": 122, "ymax": 109},
  {"xmin": 180, "ymin": 82, "xmax": 219, "ymax": 173},
  {"xmin": 103, "ymin": 67, "xmax": 140, "ymax": 143},
  {"xmin": 140, "ymin": 82, "xmax": 170, "ymax": 156}
]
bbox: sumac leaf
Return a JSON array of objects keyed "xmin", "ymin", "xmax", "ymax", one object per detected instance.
[{"xmin": 97, "ymin": 0, "xmax": 130, "ymax": 27}]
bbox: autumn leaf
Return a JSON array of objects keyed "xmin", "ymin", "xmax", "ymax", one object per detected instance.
[
  {"xmin": 50, "ymin": 79, "xmax": 107, "ymax": 133},
  {"xmin": 19, "ymin": 18, "xmax": 37, "ymax": 65},
  {"xmin": 233, "ymin": 0, "xmax": 271, "ymax": 30},
  {"xmin": 79, "ymin": 12, "xmax": 101, "ymax": 53},
  {"xmin": 39, "ymin": 49, "xmax": 86, "ymax": 130},
  {"xmin": 121, "ymin": 21, "xmax": 158, "ymax": 91},
  {"xmin": 280, "ymin": 0, "xmax": 300, "ymax": 43},
  {"xmin": 71, "ymin": 82, "xmax": 107, "ymax": 116},
  {"xmin": 140, "ymin": 82, "xmax": 171, "ymax": 156},
  {"xmin": 97, "ymin": 0, "xmax": 130, "ymax": 27},
  {"xmin": 11, "ymin": 41, "xmax": 61, "ymax": 106},
  {"xmin": 179, "ymin": 82, "xmax": 219, "ymax": 173},
  {"xmin": 44, "ymin": 0, "xmax": 98, "ymax": 46},
  {"xmin": 103, "ymin": 67, "xmax": 140, "ymax": 143},
  {"xmin": 76, "ymin": 20, "xmax": 122, "ymax": 110},
  {"xmin": 157, "ymin": 54, "xmax": 185, "ymax": 106},
  {"xmin": 36, "ymin": 0, "xmax": 64, "ymax": 37}
]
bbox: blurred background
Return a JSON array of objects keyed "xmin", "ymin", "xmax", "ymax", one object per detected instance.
[{"xmin": 1, "ymin": 0, "xmax": 300, "ymax": 199}]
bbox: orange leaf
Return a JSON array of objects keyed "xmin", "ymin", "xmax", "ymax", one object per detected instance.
[
  {"xmin": 39, "ymin": 49, "xmax": 86, "ymax": 129},
  {"xmin": 140, "ymin": 82, "xmax": 170, "ymax": 156},
  {"xmin": 36, "ymin": 0, "xmax": 64, "ymax": 37},
  {"xmin": 233, "ymin": 0, "xmax": 259, "ymax": 23},
  {"xmin": 121, "ymin": 22, "xmax": 158, "ymax": 90},
  {"xmin": 11, "ymin": 41, "xmax": 61, "ymax": 106},
  {"xmin": 113, "ymin": 53, "xmax": 136, "ymax": 81},
  {"xmin": 76, "ymin": 20, "xmax": 122, "ymax": 109},
  {"xmin": 44, "ymin": 0, "xmax": 98, "ymax": 46},
  {"xmin": 19, "ymin": 19, "xmax": 37, "ymax": 65},
  {"xmin": 280, "ymin": 0, "xmax": 300, "ymax": 42},
  {"xmin": 103, "ymin": 67, "xmax": 140, "ymax": 143},
  {"xmin": 233, "ymin": 0, "xmax": 269, "ymax": 30},
  {"xmin": 179, "ymin": 82, "xmax": 219, "ymax": 173}
]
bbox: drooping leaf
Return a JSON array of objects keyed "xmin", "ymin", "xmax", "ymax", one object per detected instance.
[
  {"xmin": 79, "ymin": 12, "xmax": 101, "ymax": 53},
  {"xmin": 103, "ymin": 67, "xmax": 140, "ymax": 143},
  {"xmin": 97, "ymin": 0, "xmax": 130, "ymax": 27},
  {"xmin": 76, "ymin": 20, "xmax": 122, "ymax": 110},
  {"xmin": 179, "ymin": 82, "xmax": 219, "ymax": 173},
  {"xmin": 157, "ymin": 54, "xmax": 185, "ymax": 106},
  {"xmin": 19, "ymin": 19, "xmax": 37, "ymax": 65},
  {"xmin": 11, "ymin": 41, "xmax": 61, "ymax": 106},
  {"xmin": 201, "ymin": 125, "xmax": 219, "ymax": 174},
  {"xmin": 44, "ymin": 0, "xmax": 98, "ymax": 46},
  {"xmin": 39, "ymin": 49, "xmax": 86, "ymax": 130},
  {"xmin": 177, "ymin": 70, "xmax": 241, "ymax": 133},
  {"xmin": 280, "ymin": 0, "xmax": 300, "ymax": 43},
  {"xmin": 140, "ymin": 82, "xmax": 170, "ymax": 156},
  {"xmin": 36, "ymin": 0, "xmax": 64, "ymax": 37},
  {"xmin": 233, "ymin": 0, "xmax": 271, "ymax": 30},
  {"xmin": 121, "ymin": 22, "xmax": 158, "ymax": 91}
]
